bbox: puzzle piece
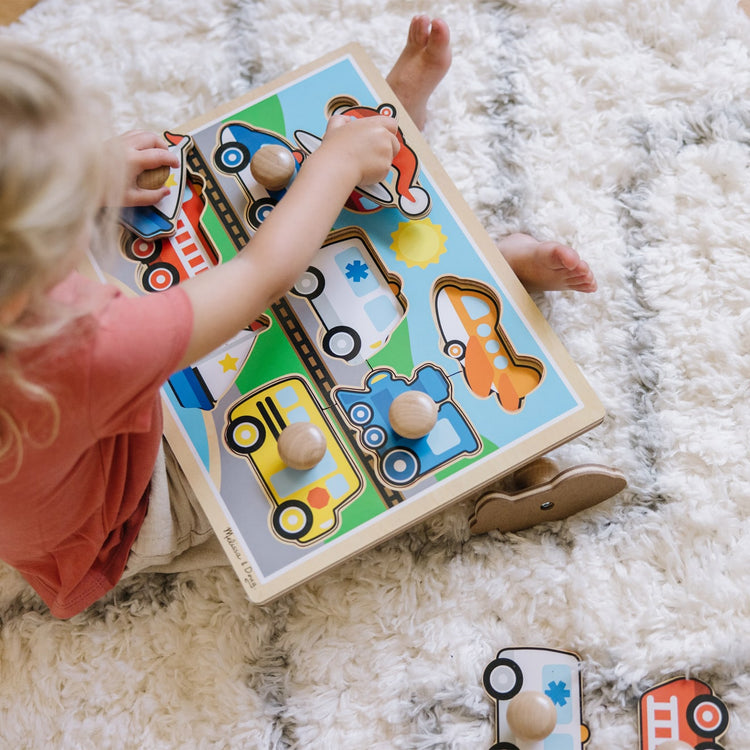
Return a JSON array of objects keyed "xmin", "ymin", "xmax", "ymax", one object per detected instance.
[
  {"xmin": 638, "ymin": 677, "xmax": 729, "ymax": 750},
  {"xmin": 469, "ymin": 459, "xmax": 626, "ymax": 534},
  {"xmin": 483, "ymin": 647, "xmax": 590, "ymax": 749},
  {"xmin": 432, "ymin": 276, "xmax": 544, "ymax": 411},
  {"xmin": 295, "ymin": 97, "xmax": 430, "ymax": 218}
]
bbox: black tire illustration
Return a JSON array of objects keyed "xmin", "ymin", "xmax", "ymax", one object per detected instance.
[
  {"xmin": 482, "ymin": 657, "xmax": 523, "ymax": 701},
  {"xmin": 142, "ymin": 262, "xmax": 179, "ymax": 293},
  {"xmin": 273, "ymin": 500, "xmax": 314, "ymax": 541},
  {"xmin": 215, "ymin": 141, "xmax": 251, "ymax": 173},
  {"xmin": 687, "ymin": 694, "xmax": 729, "ymax": 738},
  {"xmin": 382, "ymin": 447, "xmax": 420, "ymax": 486},
  {"xmin": 247, "ymin": 197, "xmax": 276, "ymax": 228},
  {"xmin": 225, "ymin": 416, "xmax": 266, "ymax": 455},
  {"xmin": 291, "ymin": 266, "xmax": 325, "ymax": 299},
  {"xmin": 443, "ymin": 339, "xmax": 466, "ymax": 361},
  {"xmin": 125, "ymin": 237, "xmax": 161, "ymax": 263},
  {"xmin": 322, "ymin": 326, "xmax": 361, "ymax": 361}
]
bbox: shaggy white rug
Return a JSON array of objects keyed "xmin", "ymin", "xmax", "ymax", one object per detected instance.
[{"xmin": 2, "ymin": 0, "xmax": 750, "ymax": 747}]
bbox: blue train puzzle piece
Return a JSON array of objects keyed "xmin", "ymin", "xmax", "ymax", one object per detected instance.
[{"xmin": 334, "ymin": 364, "xmax": 480, "ymax": 486}]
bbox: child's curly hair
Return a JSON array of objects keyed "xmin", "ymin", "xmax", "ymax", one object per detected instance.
[{"xmin": 0, "ymin": 40, "xmax": 114, "ymax": 480}]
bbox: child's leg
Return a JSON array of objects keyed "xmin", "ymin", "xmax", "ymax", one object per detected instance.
[
  {"xmin": 497, "ymin": 233, "xmax": 597, "ymax": 293},
  {"xmin": 385, "ymin": 15, "xmax": 451, "ymax": 130},
  {"xmin": 385, "ymin": 22, "xmax": 594, "ymax": 295},
  {"xmin": 122, "ymin": 441, "xmax": 227, "ymax": 578}
]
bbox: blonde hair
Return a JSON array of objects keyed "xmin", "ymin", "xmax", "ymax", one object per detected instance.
[{"xmin": 0, "ymin": 40, "xmax": 116, "ymax": 479}]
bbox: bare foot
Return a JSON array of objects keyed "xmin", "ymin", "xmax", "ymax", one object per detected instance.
[
  {"xmin": 497, "ymin": 233, "xmax": 597, "ymax": 293},
  {"xmin": 385, "ymin": 15, "xmax": 452, "ymax": 130}
]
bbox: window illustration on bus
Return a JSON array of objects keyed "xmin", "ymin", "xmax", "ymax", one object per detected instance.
[
  {"xmin": 433, "ymin": 276, "xmax": 545, "ymax": 412},
  {"xmin": 168, "ymin": 316, "xmax": 270, "ymax": 410},
  {"xmin": 483, "ymin": 646, "xmax": 590, "ymax": 750},
  {"xmin": 638, "ymin": 677, "xmax": 729, "ymax": 750},
  {"xmin": 213, "ymin": 122, "xmax": 303, "ymax": 228},
  {"xmin": 334, "ymin": 364, "xmax": 480, "ymax": 487},
  {"xmin": 224, "ymin": 376, "xmax": 363, "ymax": 545},
  {"xmin": 289, "ymin": 227, "xmax": 407, "ymax": 364}
]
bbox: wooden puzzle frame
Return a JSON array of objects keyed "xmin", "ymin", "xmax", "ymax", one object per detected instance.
[{"xmin": 92, "ymin": 44, "xmax": 604, "ymax": 603}]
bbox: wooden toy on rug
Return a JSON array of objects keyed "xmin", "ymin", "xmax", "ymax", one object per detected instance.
[
  {"xmin": 638, "ymin": 676, "xmax": 729, "ymax": 750},
  {"xmin": 483, "ymin": 646, "xmax": 590, "ymax": 749},
  {"xmin": 96, "ymin": 44, "xmax": 604, "ymax": 604},
  {"xmin": 136, "ymin": 164, "xmax": 171, "ymax": 190},
  {"xmin": 277, "ymin": 421, "xmax": 327, "ymax": 470},
  {"xmin": 505, "ymin": 690, "xmax": 558, "ymax": 741},
  {"xmin": 469, "ymin": 457, "xmax": 626, "ymax": 534}
]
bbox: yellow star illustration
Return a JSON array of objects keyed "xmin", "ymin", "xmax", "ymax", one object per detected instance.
[{"xmin": 218, "ymin": 353, "xmax": 239, "ymax": 372}]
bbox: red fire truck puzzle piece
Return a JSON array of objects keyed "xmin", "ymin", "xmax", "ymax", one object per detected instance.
[{"xmin": 638, "ymin": 676, "xmax": 729, "ymax": 750}]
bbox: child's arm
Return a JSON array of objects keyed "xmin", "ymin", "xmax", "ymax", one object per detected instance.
[{"xmin": 176, "ymin": 114, "xmax": 400, "ymax": 369}]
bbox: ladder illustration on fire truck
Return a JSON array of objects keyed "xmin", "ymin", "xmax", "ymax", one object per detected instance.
[
  {"xmin": 639, "ymin": 677, "xmax": 729, "ymax": 750},
  {"xmin": 644, "ymin": 693, "xmax": 681, "ymax": 747},
  {"xmin": 172, "ymin": 211, "xmax": 213, "ymax": 275}
]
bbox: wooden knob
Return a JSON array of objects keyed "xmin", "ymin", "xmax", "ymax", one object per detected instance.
[
  {"xmin": 506, "ymin": 691, "xmax": 557, "ymax": 741},
  {"xmin": 655, "ymin": 742, "xmax": 694, "ymax": 750},
  {"xmin": 277, "ymin": 422, "xmax": 327, "ymax": 470},
  {"xmin": 136, "ymin": 164, "xmax": 171, "ymax": 190},
  {"xmin": 250, "ymin": 145, "xmax": 296, "ymax": 190},
  {"xmin": 512, "ymin": 457, "xmax": 559, "ymax": 490},
  {"xmin": 388, "ymin": 391, "xmax": 438, "ymax": 439}
]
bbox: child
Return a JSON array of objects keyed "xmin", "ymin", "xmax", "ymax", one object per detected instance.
[{"xmin": 0, "ymin": 18, "xmax": 595, "ymax": 619}]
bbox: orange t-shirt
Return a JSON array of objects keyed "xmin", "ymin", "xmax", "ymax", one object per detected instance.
[{"xmin": 0, "ymin": 272, "xmax": 193, "ymax": 618}]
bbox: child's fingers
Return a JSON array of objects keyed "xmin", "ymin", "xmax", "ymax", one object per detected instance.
[
  {"xmin": 119, "ymin": 130, "xmax": 180, "ymax": 175},
  {"xmin": 326, "ymin": 113, "xmax": 399, "ymax": 135},
  {"xmin": 122, "ymin": 129, "xmax": 170, "ymax": 151},
  {"xmin": 326, "ymin": 114, "xmax": 348, "ymax": 132},
  {"xmin": 365, "ymin": 116, "xmax": 400, "ymax": 160},
  {"xmin": 124, "ymin": 185, "xmax": 171, "ymax": 207},
  {"xmin": 137, "ymin": 147, "xmax": 180, "ymax": 171},
  {"xmin": 387, "ymin": 129, "xmax": 400, "ymax": 159}
]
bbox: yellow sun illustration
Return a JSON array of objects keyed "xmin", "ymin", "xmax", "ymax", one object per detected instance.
[{"xmin": 390, "ymin": 218, "xmax": 447, "ymax": 269}]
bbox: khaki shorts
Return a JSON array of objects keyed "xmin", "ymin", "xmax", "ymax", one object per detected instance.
[{"xmin": 122, "ymin": 440, "xmax": 228, "ymax": 578}]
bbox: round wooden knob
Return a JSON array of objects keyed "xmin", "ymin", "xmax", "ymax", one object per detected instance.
[
  {"xmin": 136, "ymin": 164, "xmax": 171, "ymax": 190},
  {"xmin": 388, "ymin": 391, "xmax": 438, "ymax": 439},
  {"xmin": 655, "ymin": 742, "xmax": 693, "ymax": 750},
  {"xmin": 506, "ymin": 691, "xmax": 557, "ymax": 741},
  {"xmin": 250, "ymin": 145, "xmax": 296, "ymax": 191},
  {"xmin": 277, "ymin": 422, "xmax": 327, "ymax": 470},
  {"xmin": 512, "ymin": 457, "xmax": 559, "ymax": 490}
]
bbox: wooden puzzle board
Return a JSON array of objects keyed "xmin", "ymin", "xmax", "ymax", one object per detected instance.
[{"xmin": 94, "ymin": 44, "xmax": 604, "ymax": 603}]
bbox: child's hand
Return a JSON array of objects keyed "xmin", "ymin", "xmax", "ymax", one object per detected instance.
[
  {"xmin": 317, "ymin": 115, "xmax": 400, "ymax": 187},
  {"xmin": 117, "ymin": 130, "xmax": 180, "ymax": 207}
]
